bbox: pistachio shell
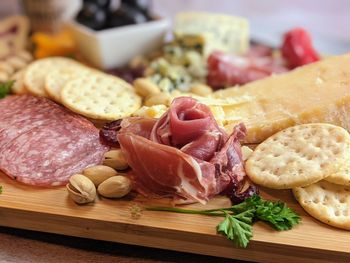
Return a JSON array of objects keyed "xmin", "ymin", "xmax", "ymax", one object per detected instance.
[
  {"xmin": 189, "ymin": 84, "xmax": 213, "ymax": 96},
  {"xmin": 97, "ymin": 176, "xmax": 131, "ymax": 198},
  {"xmin": 66, "ymin": 174, "xmax": 96, "ymax": 204},
  {"xmin": 103, "ymin": 150, "xmax": 129, "ymax": 170},
  {"xmin": 83, "ymin": 165, "xmax": 117, "ymax": 186},
  {"xmin": 144, "ymin": 92, "xmax": 171, "ymax": 107},
  {"xmin": 134, "ymin": 78, "xmax": 160, "ymax": 98}
]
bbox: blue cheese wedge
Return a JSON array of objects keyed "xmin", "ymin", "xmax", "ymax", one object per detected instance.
[{"xmin": 174, "ymin": 12, "xmax": 249, "ymax": 56}]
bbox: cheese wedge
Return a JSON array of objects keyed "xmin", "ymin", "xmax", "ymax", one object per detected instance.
[
  {"xmin": 174, "ymin": 12, "xmax": 249, "ymax": 56},
  {"xmin": 213, "ymin": 54, "xmax": 350, "ymax": 143}
]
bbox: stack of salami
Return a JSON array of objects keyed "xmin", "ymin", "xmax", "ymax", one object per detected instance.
[{"xmin": 0, "ymin": 95, "xmax": 109, "ymax": 186}]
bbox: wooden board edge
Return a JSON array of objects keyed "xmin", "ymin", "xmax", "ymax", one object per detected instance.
[{"xmin": 0, "ymin": 207, "xmax": 349, "ymax": 263}]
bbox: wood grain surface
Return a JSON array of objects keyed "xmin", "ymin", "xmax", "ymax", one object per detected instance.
[{"xmin": 0, "ymin": 172, "xmax": 349, "ymax": 263}]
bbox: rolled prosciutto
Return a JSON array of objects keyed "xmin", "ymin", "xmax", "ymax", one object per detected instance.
[{"xmin": 117, "ymin": 97, "xmax": 248, "ymax": 204}]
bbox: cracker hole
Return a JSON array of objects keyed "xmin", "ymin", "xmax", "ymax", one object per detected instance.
[
  {"xmin": 332, "ymin": 149, "xmax": 341, "ymax": 155},
  {"xmin": 295, "ymin": 148, "xmax": 301, "ymax": 154},
  {"xmin": 306, "ymin": 155, "xmax": 314, "ymax": 161},
  {"xmin": 335, "ymin": 135, "xmax": 343, "ymax": 143},
  {"xmin": 273, "ymin": 167, "xmax": 281, "ymax": 175},
  {"xmin": 343, "ymin": 211, "xmax": 348, "ymax": 216},
  {"xmin": 339, "ymin": 197, "xmax": 346, "ymax": 203},
  {"xmin": 313, "ymin": 198, "xmax": 320, "ymax": 204},
  {"xmin": 334, "ymin": 211, "xmax": 340, "ymax": 217}
]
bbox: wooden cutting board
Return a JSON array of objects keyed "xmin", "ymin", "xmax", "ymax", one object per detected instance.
[{"xmin": 0, "ymin": 172, "xmax": 349, "ymax": 263}]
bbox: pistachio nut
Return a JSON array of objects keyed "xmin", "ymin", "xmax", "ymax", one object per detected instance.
[
  {"xmin": 97, "ymin": 176, "xmax": 132, "ymax": 198},
  {"xmin": 103, "ymin": 149, "xmax": 129, "ymax": 170},
  {"xmin": 83, "ymin": 165, "xmax": 117, "ymax": 186},
  {"xmin": 189, "ymin": 84, "xmax": 213, "ymax": 97},
  {"xmin": 133, "ymin": 78, "xmax": 161, "ymax": 98},
  {"xmin": 144, "ymin": 92, "xmax": 171, "ymax": 107},
  {"xmin": 66, "ymin": 174, "xmax": 96, "ymax": 204}
]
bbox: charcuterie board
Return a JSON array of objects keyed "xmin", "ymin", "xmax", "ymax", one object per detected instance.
[{"xmin": 0, "ymin": 172, "xmax": 349, "ymax": 263}]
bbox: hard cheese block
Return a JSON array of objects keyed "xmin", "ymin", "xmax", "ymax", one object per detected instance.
[
  {"xmin": 174, "ymin": 12, "xmax": 249, "ymax": 56},
  {"xmin": 213, "ymin": 53, "xmax": 350, "ymax": 143}
]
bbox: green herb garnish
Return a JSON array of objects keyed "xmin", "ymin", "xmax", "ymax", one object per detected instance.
[
  {"xmin": 0, "ymin": 185, "xmax": 2, "ymax": 194},
  {"xmin": 146, "ymin": 195, "xmax": 300, "ymax": 248},
  {"xmin": 0, "ymin": 80, "xmax": 14, "ymax": 99}
]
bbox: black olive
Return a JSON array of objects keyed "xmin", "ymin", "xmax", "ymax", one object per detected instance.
[
  {"xmin": 76, "ymin": 2, "xmax": 107, "ymax": 30},
  {"xmin": 122, "ymin": 0, "xmax": 151, "ymax": 14},
  {"xmin": 106, "ymin": 4, "xmax": 148, "ymax": 28},
  {"xmin": 83, "ymin": 0, "xmax": 111, "ymax": 8},
  {"xmin": 96, "ymin": 0, "xmax": 111, "ymax": 8}
]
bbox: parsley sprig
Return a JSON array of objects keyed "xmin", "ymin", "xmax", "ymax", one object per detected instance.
[
  {"xmin": 146, "ymin": 195, "xmax": 300, "ymax": 248},
  {"xmin": 0, "ymin": 80, "xmax": 14, "ymax": 99}
]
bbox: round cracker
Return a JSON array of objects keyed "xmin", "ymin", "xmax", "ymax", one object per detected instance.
[
  {"xmin": 45, "ymin": 67, "xmax": 90, "ymax": 102},
  {"xmin": 23, "ymin": 57, "xmax": 84, "ymax": 97},
  {"xmin": 61, "ymin": 74, "xmax": 141, "ymax": 120},
  {"xmin": 325, "ymin": 164, "xmax": 350, "ymax": 186},
  {"xmin": 293, "ymin": 180, "xmax": 350, "ymax": 230},
  {"xmin": 10, "ymin": 68, "xmax": 27, "ymax": 94},
  {"xmin": 246, "ymin": 123, "xmax": 350, "ymax": 189}
]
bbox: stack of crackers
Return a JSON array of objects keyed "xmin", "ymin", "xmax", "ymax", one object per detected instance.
[
  {"xmin": 246, "ymin": 123, "xmax": 350, "ymax": 230},
  {"xmin": 12, "ymin": 57, "xmax": 141, "ymax": 121}
]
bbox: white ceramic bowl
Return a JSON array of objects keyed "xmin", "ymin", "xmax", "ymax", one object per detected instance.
[{"xmin": 68, "ymin": 18, "xmax": 170, "ymax": 69}]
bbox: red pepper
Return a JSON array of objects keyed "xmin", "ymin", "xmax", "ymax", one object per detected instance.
[{"xmin": 281, "ymin": 28, "xmax": 320, "ymax": 69}]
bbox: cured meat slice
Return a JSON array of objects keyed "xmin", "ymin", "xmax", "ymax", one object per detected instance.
[
  {"xmin": 0, "ymin": 125, "xmax": 106, "ymax": 186},
  {"xmin": 210, "ymin": 123, "xmax": 247, "ymax": 192},
  {"xmin": 0, "ymin": 95, "xmax": 109, "ymax": 186},
  {"xmin": 100, "ymin": 118, "xmax": 156, "ymax": 147},
  {"xmin": 207, "ymin": 47, "xmax": 289, "ymax": 88},
  {"xmin": 118, "ymin": 97, "xmax": 248, "ymax": 203},
  {"xmin": 0, "ymin": 96, "xmax": 65, "ymax": 149},
  {"xmin": 151, "ymin": 97, "xmax": 223, "ymax": 147},
  {"xmin": 118, "ymin": 133, "xmax": 217, "ymax": 203},
  {"xmin": 0, "ymin": 96, "xmax": 97, "ymax": 153},
  {"xmin": 181, "ymin": 131, "xmax": 224, "ymax": 161}
]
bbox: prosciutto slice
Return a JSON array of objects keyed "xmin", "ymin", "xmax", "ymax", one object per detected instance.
[
  {"xmin": 117, "ymin": 97, "xmax": 247, "ymax": 204},
  {"xmin": 207, "ymin": 47, "xmax": 289, "ymax": 89}
]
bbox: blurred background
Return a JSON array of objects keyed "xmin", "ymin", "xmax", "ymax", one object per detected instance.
[{"xmin": 1, "ymin": 0, "xmax": 348, "ymax": 54}]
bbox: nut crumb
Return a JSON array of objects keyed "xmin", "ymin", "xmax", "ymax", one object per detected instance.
[{"xmin": 130, "ymin": 204, "xmax": 142, "ymax": 219}]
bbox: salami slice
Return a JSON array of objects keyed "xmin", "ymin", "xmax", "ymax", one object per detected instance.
[{"xmin": 0, "ymin": 95, "xmax": 109, "ymax": 186}]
